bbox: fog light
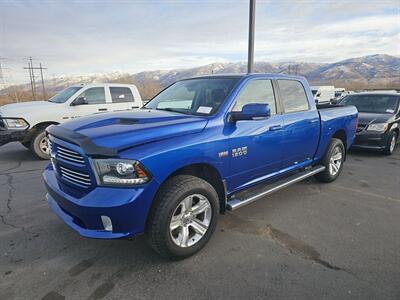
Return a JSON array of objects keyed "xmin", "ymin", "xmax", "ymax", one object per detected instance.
[{"xmin": 101, "ymin": 216, "xmax": 113, "ymax": 231}]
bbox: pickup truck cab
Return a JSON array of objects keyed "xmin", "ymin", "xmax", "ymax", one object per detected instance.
[
  {"xmin": 43, "ymin": 74, "xmax": 358, "ymax": 259},
  {"xmin": 0, "ymin": 83, "xmax": 142, "ymax": 159}
]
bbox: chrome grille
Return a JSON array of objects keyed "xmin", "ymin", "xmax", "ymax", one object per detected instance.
[
  {"xmin": 59, "ymin": 166, "xmax": 91, "ymax": 187},
  {"xmin": 57, "ymin": 145, "xmax": 85, "ymax": 165}
]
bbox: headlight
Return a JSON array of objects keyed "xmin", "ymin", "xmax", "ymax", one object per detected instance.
[
  {"xmin": 367, "ymin": 123, "xmax": 388, "ymax": 132},
  {"xmin": 4, "ymin": 118, "xmax": 29, "ymax": 130},
  {"xmin": 92, "ymin": 159, "xmax": 150, "ymax": 186}
]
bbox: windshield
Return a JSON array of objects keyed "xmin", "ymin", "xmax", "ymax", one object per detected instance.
[
  {"xmin": 340, "ymin": 94, "xmax": 399, "ymax": 114},
  {"xmin": 48, "ymin": 86, "xmax": 82, "ymax": 103},
  {"xmin": 145, "ymin": 78, "xmax": 240, "ymax": 115}
]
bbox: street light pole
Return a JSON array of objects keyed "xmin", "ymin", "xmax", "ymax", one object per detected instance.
[{"xmin": 247, "ymin": 0, "xmax": 256, "ymax": 73}]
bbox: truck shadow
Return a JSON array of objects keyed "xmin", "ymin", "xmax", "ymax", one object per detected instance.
[
  {"xmin": 0, "ymin": 142, "xmax": 42, "ymax": 164},
  {"xmin": 348, "ymin": 147, "xmax": 399, "ymax": 158}
]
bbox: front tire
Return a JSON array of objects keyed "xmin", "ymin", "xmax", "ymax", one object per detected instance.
[
  {"xmin": 30, "ymin": 129, "xmax": 50, "ymax": 159},
  {"xmin": 315, "ymin": 138, "xmax": 345, "ymax": 183},
  {"xmin": 146, "ymin": 175, "xmax": 219, "ymax": 259},
  {"xmin": 383, "ymin": 131, "xmax": 397, "ymax": 155}
]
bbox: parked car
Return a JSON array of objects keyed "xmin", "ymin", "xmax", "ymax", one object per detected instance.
[
  {"xmin": 43, "ymin": 74, "xmax": 358, "ymax": 259},
  {"xmin": 339, "ymin": 92, "xmax": 399, "ymax": 155},
  {"xmin": 0, "ymin": 83, "xmax": 142, "ymax": 159}
]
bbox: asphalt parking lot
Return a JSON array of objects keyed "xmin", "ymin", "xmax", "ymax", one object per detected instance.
[{"xmin": 0, "ymin": 142, "xmax": 399, "ymax": 300}]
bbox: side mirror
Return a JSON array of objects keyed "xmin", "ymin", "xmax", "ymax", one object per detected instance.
[
  {"xmin": 71, "ymin": 97, "xmax": 86, "ymax": 106},
  {"xmin": 330, "ymin": 98, "xmax": 338, "ymax": 105},
  {"xmin": 230, "ymin": 103, "xmax": 271, "ymax": 122}
]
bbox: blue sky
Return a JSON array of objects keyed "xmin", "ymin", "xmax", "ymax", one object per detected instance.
[{"xmin": 1, "ymin": 0, "xmax": 399, "ymax": 84}]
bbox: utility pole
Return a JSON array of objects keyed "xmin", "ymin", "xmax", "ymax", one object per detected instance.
[
  {"xmin": 24, "ymin": 58, "xmax": 47, "ymax": 100},
  {"xmin": 24, "ymin": 57, "xmax": 35, "ymax": 100},
  {"xmin": 39, "ymin": 63, "xmax": 46, "ymax": 99},
  {"xmin": 29, "ymin": 57, "xmax": 37, "ymax": 99},
  {"xmin": 247, "ymin": 0, "xmax": 256, "ymax": 73},
  {"xmin": 0, "ymin": 57, "xmax": 5, "ymax": 86}
]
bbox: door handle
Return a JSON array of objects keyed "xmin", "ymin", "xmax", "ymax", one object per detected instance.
[
  {"xmin": 309, "ymin": 119, "xmax": 319, "ymax": 124},
  {"xmin": 98, "ymin": 108, "xmax": 108, "ymax": 112},
  {"xmin": 269, "ymin": 125, "xmax": 283, "ymax": 131}
]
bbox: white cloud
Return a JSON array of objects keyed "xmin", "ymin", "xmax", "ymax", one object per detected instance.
[{"xmin": 0, "ymin": 0, "xmax": 398, "ymax": 84}]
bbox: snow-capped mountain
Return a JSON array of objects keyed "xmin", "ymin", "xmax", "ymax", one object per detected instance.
[{"xmin": 1, "ymin": 54, "xmax": 399, "ymax": 99}]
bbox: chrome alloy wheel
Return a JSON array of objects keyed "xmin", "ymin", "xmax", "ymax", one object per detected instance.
[
  {"xmin": 39, "ymin": 136, "xmax": 49, "ymax": 155},
  {"xmin": 389, "ymin": 135, "xmax": 396, "ymax": 153},
  {"xmin": 329, "ymin": 146, "xmax": 343, "ymax": 176},
  {"xmin": 169, "ymin": 194, "xmax": 212, "ymax": 248}
]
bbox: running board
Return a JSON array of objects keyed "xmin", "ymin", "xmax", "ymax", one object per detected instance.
[{"xmin": 226, "ymin": 165, "xmax": 325, "ymax": 211}]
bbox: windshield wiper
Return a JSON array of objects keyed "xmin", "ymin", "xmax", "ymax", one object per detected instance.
[{"xmin": 156, "ymin": 108, "xmax": 189, "ymax": 115}]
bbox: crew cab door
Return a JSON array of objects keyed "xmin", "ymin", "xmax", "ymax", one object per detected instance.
[
  {"xmin": 108, "ymin": 86, "xmax": 141, "ymax": 111},
  {"xmin": 69, "ymin": 87, "xmax": 110, "ymax": 118},
  {"xmin": 277, "ymin": 79, "xmax": 320, "ymax": 168},
  {"xmin": 227, "ymin": 79, "xmax": 284, "ymax": 191}
]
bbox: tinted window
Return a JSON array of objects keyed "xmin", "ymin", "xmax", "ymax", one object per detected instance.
[
  {"xmin": 77, "ymin": 87, "xmax": 106, "ymax": 104},
  {"xmin": 233, "ymin": 79, "xmax": 276, "ymax": 114},
  {"xmin": 340, "ymin": 94, "xmax": 399, "ymax": 114},
  {"xmin": 145, "ymin": 78, "xmax": 239, "ymax": 115},
  {"xmin": 48, "ymin": 86, "xmax": 82, "ymax": 103},
  {"xmin": 278, "ymin": 80, "xmax": 309, "ymax": 113},
  {"xmin": 110, "ymin": 87, "xmax": 134, "ymax": 103}
]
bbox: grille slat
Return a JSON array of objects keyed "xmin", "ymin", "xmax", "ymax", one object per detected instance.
[
  {"xmin": 58, "ymin": 153, "xmax": 85, "ymax": 164},
  {"xmin": 59, "ymin": 166, "xmax": 91, "ymax": 179},
  {"xmin": 59, "ymin": 166, "xmax": 91, "ymax": 186},
  {"xmin": 56, "ymin": 145, "xmax": 85, "ymax": 165},
  {"xmin": 58, "ymin": 149, "xmax": 83, "ymax": 159},
  {"xmin": 58, "ymin": 147, "xmax": 82, "ymax": 155},
  {"xmin": 61, "ymin": 173, "xmax": 91, "ymax": 186}
]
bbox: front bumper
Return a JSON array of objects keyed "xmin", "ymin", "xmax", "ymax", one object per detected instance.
[
  {"xmin": 351, "ymin": 131, "xmax": 388, "ymax": 150},
  {"xmin": 43, "ymin": 167, "xmax": 160, "ymax": 239},
  {"xmin": 0, "ymin": 129, "xmax": 28, "ymax": 146}
]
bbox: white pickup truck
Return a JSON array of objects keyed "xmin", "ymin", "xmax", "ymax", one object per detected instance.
[{"xmin": 0, "ymin": 83, "xmax": 142, "ymax": 159}]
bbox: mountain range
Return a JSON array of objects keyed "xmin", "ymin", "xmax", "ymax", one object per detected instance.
[{"xmin": 1, "ymin": 54, "xmax": 399, "ymax": 100}]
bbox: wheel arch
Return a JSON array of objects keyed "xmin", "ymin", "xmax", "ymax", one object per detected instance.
[
  {"xmin": 391, "ymin": 126, "xmax": 399, "ymax": 138},
  {"xmin": 331, "ymin": 129, "xmax": 347, "ymax": 159},
  {"xmin": 24, "ymin": 121, "xmax": 59, "ymax": 142},
  {"xmin": 157, "ymin": 163, "xmax": 226, "ymax": 214}
]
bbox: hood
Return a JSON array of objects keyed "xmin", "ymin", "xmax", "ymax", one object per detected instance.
[
  {"xmin": 0, "ymin": 101, "xmax": 53, "ymax": 116},
  {"xmin": 357, "ymin": 112, "xmax": 394, "ymax": 125},
  {"xmin": 59, "ymin": 109, "xmax": 208, "ymax": 151}
]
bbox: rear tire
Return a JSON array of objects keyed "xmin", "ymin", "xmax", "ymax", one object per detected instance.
[
  {"xmin": 30, "ymin": 129, "xmax": 50, "ymax": 159},
  {"xmin": 146, "ymin": 175, "xmax": 219, "ymax": 260},
  {"xmin": 315, "ymin": 138, "xmax": 345, "ymax": 183},
  {"xmin": 383, "ymin": 131, "xmax": 397, "ymax": 155}
]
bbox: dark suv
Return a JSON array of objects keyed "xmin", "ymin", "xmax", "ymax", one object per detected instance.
[{"xmin": 339, "ymin": 92, "xmax": 399, "ymax": 155}]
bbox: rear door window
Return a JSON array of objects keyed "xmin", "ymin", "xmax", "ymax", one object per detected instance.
[
  {"xmin": 110, "ymin": 87, "xmax": 134, "ymax": 103},
  {"xmin": 278, "ymin": 80, "xmax": 309, "ymax": 113}
]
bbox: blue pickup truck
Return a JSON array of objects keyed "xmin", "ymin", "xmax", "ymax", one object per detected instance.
[{"xmin": 43, "ymin": 74, "xmax": 358, "ymax": 259}]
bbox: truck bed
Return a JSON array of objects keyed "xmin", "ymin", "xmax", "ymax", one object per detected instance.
[{"xmin": 314, "ymin": 104, "xmax": 358, "ymax": 161}]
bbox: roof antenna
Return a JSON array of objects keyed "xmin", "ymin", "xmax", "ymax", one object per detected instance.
[{"xmin": 247, "ymin": 0, "xmax": 256, "ymax": 73}]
